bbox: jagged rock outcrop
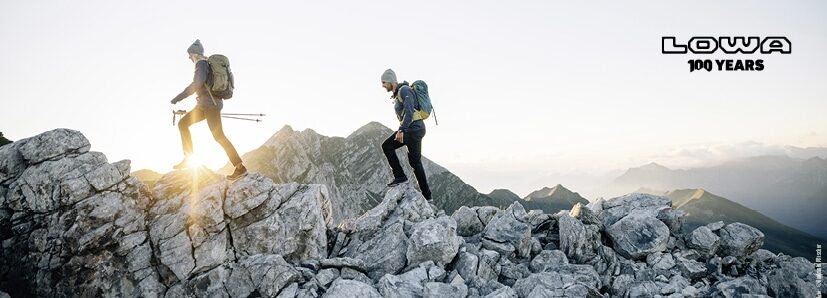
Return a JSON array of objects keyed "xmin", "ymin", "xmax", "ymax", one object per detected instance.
[
  {"xmin": 0, "ymin": 129, "xmax": 332, "ymax": 297},
  {"xmin": 0, "ymin": 129, "xmax": 163, "ymax": 297},
  {"xmin": 223, "ymin": 123, "xmax": 502, "ymax": 227},
  {"xmin": 1, "ymin": 129, "xmax": 823, "ymax": 297}
]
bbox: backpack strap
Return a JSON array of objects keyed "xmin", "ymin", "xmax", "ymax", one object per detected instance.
[
  {"xmin": 202, "ymin": 59, "xmax": 218, "ymax": 106},
  {"xmin": 205, "ymin": 85, "xmax": 218, "ymax": 106}
]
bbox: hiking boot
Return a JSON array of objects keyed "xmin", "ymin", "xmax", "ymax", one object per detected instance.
[
  {"xmin": 386, "ymin": 176, "xmax": 408, "ymax": 187},
  {"xmin": 173, "ymin": 158, "xmax": 190, "ymax": 170},
  {"xmin": 227, "ymin": 164, "xmax": 248, "ymax": 181}
]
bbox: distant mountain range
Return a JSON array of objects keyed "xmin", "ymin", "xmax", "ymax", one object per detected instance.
[
  {"xmin": 521, "ymin": 184, "xmax": 589, "ymax": 213},
  {"xmin": 488, "ymin": 184, "xmax": 589, "ymax": 214},
  {"xmin": 638, "ymin": 188, "xmax": 823, "ymax": 260},
  {"xmin": 218, "ymin": 122, "xmax": 503, "ymax": 224},
  {"xmin": 614, "ymin": 156, "xmax": 827, "ymax": 239}
]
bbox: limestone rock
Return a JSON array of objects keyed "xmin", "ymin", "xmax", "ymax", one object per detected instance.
[
  {"xmin": 605, "ymin": 211, "xmax": 670, "ymax": 260},
  {"xmin": 377, "ymin": 267, "xmax": 429, "ymax": 297},
  {"xmin": 407, "ymin": 215, "xmax": 463, "ymax": 266},
  {"xmin": 529, "ymin": 250, "xmax": 569, "ymax": 273},
  {"xmin": 482, "ymin": 202, "xmax": 532, "ymax": 258},
  {"xmin": 718, "ymin": 222, "xmax": 764, "ymax": 258},
  {"xmin": 322, "ymin": 278, "xmax": 382, "ymax": 298},
  {"xmin": 558, "ymin": 213, "xmax": 599, "ymax": 263},
  {"xmin": 686, "ymin": 226, "xmax": 720, "ymax": 258},
  {"xmin": 452, "ymin": 205, "xmax": 485, "ymax": 237}
]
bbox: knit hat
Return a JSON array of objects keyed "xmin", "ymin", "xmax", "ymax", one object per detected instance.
[
  {"xmin": 187, "ymin": 39, "xmax": 204, "ymax": 55},
  {"xmin": 381, "ymin": 69, "xmax": 397, "ymax": 83}
]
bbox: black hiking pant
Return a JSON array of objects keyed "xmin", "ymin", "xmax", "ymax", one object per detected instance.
[
  {"xmin": 178, "ymin": 105, "xmax": 243, "ymax": 167},
  {"xmin": 382, "ymin": 128, "xmax": 431, "ymax": 200}
]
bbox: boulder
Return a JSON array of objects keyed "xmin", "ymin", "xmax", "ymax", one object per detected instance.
[
  {"xmin": 483, "ymin": 286, "xmax": 518, "ymax": 298},
  {"xmin": 715, "ymin": 276, "xmax": 768, "ymax": 297},
  {"xmin": 718, "ymin": 223, "xmax": 764, "ymax": 258},
  {"xmin": 512, "ymin": 265, "xmax": 601, "ymax": 298},
  {"xmin": 605, "ymin": 211, "xmax": 670, "ymax": 259},
  {"xmin": 315, "ymin": 268, "xmax": 340, "ymax": 289},
  {"xmin": 452, "ymin": 205, "xmax": 485, "ymax": 236},
  {"xmin": 599, "ymin": 193, "xmax": 672, "ymax": 228},
  {"xmin": 377, "ymin": 267, "xmax": 429, "ymax": 297},
  {"xmin": 423, "ymin": 275, "xmax": 469, "ymax": 298},
  {"xmin": 529, "ymin": 250, "xmax": 569, "ymax": 273},
  {"xmin": 558, "ymin": 213, "xmax": 599, "ymax": 263},
  {"xmin": 568, "ymin": 202, "xmax": 599, "ymax": 225},
  {"xmin": 407, "ymin": 215, "xmax": 463, "ymax": 266},
  {"xmin": 676, "ymin": 255, "xmax": 708, "ymax": 280},
  {"xmin": 320, "ymin": 257, "xmax": 367, "ymax": 271},
  {"xmin": 342, "ymin": 221, "xmax": 409, "ymax": 280},
  {"xmin": 767, "ymin": 258, "xmax": 819, "ymax": 297},
  {"xmin": 322, "ymin": 278, "xmax": 382, "ymax": 298},
  {"xmin": 17, "ymin": 128, "xmax": 91, "ymax": 164},
  {"xmin": 627, "ymin": 281, "xmax": 660, "ymax": 298},
  {"xmin": 645, "ymin": 252, "xmax": 675, "ymax": 271},
  {"xmin": 686, "ymin": 226, "xmax": 720, "ymax": 258},
  {"xmin": 226, "ymin": 254, "xmax": 301, "ymax": 298},
  {"xmin": 228, "ymin": 181, "xmax": 330, "ymax": 262},
  {"xmin": 482, "ymin": 203, "xmax": 532, "ymax": 258}
]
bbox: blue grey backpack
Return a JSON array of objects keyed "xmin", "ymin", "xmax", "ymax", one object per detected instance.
[{"xmin": 410, "ymin": 80, "xmax": 438, "ymax": 125}]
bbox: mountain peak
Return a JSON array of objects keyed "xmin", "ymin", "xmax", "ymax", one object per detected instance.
[
  {"xmin": 347, "ymin": 121, "xmax": 393, "ymax": 139},
  {"xmin": 488, "ymin": 189, "xmax": 521, "ymax": 202},
  {"xmin": 262, "ymin": 125, "xmax": 295, "ymax": 147},
  {"xmin": 262, "ymin": 125, "xmax": 326, "ymax": 148},
  {"xmin": 665, "ymin": 188, "xmax": 714, "ymax": 208},
  {"xmin": 640, "ymin": 162, "xmax": 670, "ymax": 171},
  {"xmin": 278, "ymin": 124, "xmax": 295, "ymax": 134},
  {"xmin": 525, "ymin": 184, "xmax": 580, "ymax": 201},
  {"xmin": 634, "ymin": 187, "xmax": 667, "ymax": 195},
  {"xmin": 692, "ymin": 188, "xmax": 708, "ymax": 199}
]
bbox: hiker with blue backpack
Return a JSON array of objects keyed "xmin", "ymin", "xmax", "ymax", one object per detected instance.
[
  {"xmin": 380, "ymin": 68, "xmax": 436, "ymax": 201},
  {"xmin": 170, "ymin": 39, "xmax": 247, "ymax": 180}
]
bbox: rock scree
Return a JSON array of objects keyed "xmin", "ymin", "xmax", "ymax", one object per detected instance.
[{"xmin": 0, "ymin": 129, "xmax": 823, "ymax": 297}]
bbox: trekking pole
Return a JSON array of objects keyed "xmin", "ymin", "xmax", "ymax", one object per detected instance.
[
  {"xmin": 172, "ymin": 110, "xmax": 265, "ymax": 126},
  {"xmin": 221, "ymin": 113, "xmax": 267, "ymax": 117},
  {"xmin": 221, "ymin": 115, "xmax": 262, "ymax": 122}
]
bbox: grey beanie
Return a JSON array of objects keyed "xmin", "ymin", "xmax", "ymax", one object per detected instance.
[
  {"xmin": 187, "ymin": 39, "xmax": 204, "ymax": 55},
  {"xmin": 381, "ymin": 68, "xmax": 397, "ymax": 83}
]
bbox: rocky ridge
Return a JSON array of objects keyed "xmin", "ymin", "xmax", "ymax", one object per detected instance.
[
  {"xmin": 0, "ymin": 129, "xmax": 823, "ymax": 297},
  {"xmin": 222, "ymin": 122, "xmax": 501, "ymax": 226}
]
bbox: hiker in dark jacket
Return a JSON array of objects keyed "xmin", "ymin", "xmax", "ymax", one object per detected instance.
[
  {"xmin": 380, "ymin": 69, "xmax": 431, "ymax": 201},
  {"xmin": 170, "ymin": 39, "xmax": 247, "ymax": 180}
]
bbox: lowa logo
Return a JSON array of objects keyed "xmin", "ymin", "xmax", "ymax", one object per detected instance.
[{"xmin": 662, "ymin": 36, "xmax": 791, "ymax": 72}]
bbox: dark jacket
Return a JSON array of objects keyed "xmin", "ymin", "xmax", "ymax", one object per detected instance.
[
  {"xmin": 393, "ymin": 81, "xmax": 425, "ymax": 133},
  {"xmin": 171, "ymin": 60, "xmax": 222, "ymax": 109}
]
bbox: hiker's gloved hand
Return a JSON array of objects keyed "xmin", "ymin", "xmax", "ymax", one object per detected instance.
[{"xmin": 395, "ymin": 131, "xmax": 404, "ymax": 143}]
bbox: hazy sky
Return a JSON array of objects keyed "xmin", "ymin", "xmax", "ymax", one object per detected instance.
[{"xmin": 2, "ymin": 1, "xmax": 825, "ymax": 197}]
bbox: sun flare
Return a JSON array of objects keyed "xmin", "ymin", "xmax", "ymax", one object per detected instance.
[{"xmin": 186, "ymin": 153, "xmax": 207, "ymax": 168}]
